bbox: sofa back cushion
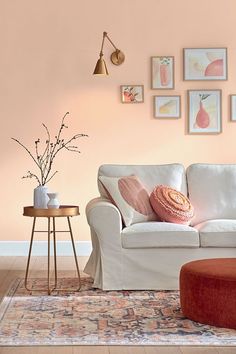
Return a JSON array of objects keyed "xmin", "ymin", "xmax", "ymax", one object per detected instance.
[
  {"xmin": 187, "ymin": 164, "xmax": 236, "ymax": 225},
  {"xmin": 98, "ymin": 164, "xmax": 187, "ymax": 197}
]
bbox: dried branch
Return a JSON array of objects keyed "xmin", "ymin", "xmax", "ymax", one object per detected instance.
[
  {"xmin": 12, "ymin": 112, "xmax": 88, "ymax": 186},
  {"xmin": 11, "ymin": 138, "xmax": 40, "ymax": 167},
  {"xmin": 45, "ymin": 170, "xmax": 58, "ymax": 184},
  {"xmin": 40, "ymin": 124, "xmax": 50, "ymax": 162},
  {"xmin": 22, "ymin": 171, "xmax": 41, "ymax": 185}
]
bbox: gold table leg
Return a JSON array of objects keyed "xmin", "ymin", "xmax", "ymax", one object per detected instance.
[
  {"xmin": 24, "ymin": 216, "xmax": 81, "ymax": 294},
  {"xmin": 52, "ymin": 217, "xmax": 58, "ymax": 289},
  {"xmin": 24, "ymin": 217, "xmax": 36, "ymax": 293},
  {"xmin": 24, "ymin": 216, "xmax": 57, "ymax": 294},
  {"xmin": 67, "ymin": 216, "xmax": 81, "ymax": 291}
]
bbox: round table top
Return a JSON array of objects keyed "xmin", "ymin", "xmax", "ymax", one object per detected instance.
[{"xmin": 23, "ymin": 205, "xmax": 80, "ymax": 217}]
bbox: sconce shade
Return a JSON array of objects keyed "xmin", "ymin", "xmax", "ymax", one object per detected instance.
[
  {"xmin": 93, "ymin": 57, "xmax": 109, "ymax": 75},
  {"xmin": 93, "ymin": 32, "xmax": 124, "ymax": 76}
]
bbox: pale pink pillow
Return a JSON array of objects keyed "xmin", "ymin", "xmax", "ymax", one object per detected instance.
[
  {"xmin": 99, "ymin": 175, "xmax": 158, "ymax": 226},
  {"xmin": 150, "ymin": 185, "xmax": 194, "ymax": 225}
]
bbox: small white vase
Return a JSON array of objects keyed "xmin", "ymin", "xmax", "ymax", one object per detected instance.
[
  {"xmin": 47, "ymin": 192, "xmax": 60, "ymax": 209},
  {"xmin": 34, "ymin": 186, "xmax": 49, "ymax": 209}
]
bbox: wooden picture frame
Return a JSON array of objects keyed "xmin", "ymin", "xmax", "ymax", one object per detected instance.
[
  {"xmin": 154, "ymin": 95, "xmax": 181, "ymax": 119},
  {"xmin": 120, "ymin": 85, "xmax": 144, "ymax": 103},
  {"xmin": 230, "ymin": 95, "xmax": 236, "ymax": 121},
  {"xmin": 151, "ymin": 56, "xmax": 175, "ymax": 89},
  {"xmin": 183, "ymin": 48, "xmax": 227, "ymax": 81},
  {"xmin": 188, "ymin": 90, "xmax": 222, "ymax": 134}
]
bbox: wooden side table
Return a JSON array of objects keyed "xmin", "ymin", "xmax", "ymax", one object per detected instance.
[{"xmin": 23, "ymin": 205, "xmax": 81, "ymax": 295}]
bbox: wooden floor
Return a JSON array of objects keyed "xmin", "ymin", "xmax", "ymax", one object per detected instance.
[{"xmin": 0, "ymin": 256, "xmax": 235, "ymax": 354}]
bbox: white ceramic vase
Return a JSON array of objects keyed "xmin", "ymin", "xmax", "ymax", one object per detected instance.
[
  {"xmin": 47, "ymin": 192, "xmax": 60, "ymax": 209},
  {"xmin": 33, "ymin": 186, "xmax": 49, "ymax": 209}
]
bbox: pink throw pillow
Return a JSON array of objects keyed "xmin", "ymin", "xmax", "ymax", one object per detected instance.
[
  {"xmin": 99, "ymin": 175, "xmax": 158, "ymax": 226},
  {"xmin": 150, "ymin": 185, "xmax": 194, "ymax": 225}
]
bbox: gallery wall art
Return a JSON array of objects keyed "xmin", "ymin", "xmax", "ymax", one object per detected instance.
[
  {"xmin": 154, "ymin": 96, "xmax": 180, "ymax": 119},
  {"xmin": 120, "ymin": 85, "xmax": 144, "ymax": 103},
  {"xmin": 119, "ymin": 47, "xmax": 234, "ymax": 135},
  {"xmin": 188, "ymin": 90, "xmax": 222, "ymax": 134},
  {"xmin": 151, "ymin": 56, "xmax": 174, "ymax": 89},
  {"xmin": 183, "ymin": 48, "xmax": 227, "ymax": 81},
  {"xmin": 230, "ymin": 95, "xmax": 236, "ymax": 121}
]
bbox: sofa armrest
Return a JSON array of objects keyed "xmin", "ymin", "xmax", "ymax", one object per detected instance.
[
  {"xmin": 86, "ymin": 197, "xmax": 123, "ymax": 241},
  {"xmin": 85, "ymin": 197, "xmax": 123, "ymax": 289}
]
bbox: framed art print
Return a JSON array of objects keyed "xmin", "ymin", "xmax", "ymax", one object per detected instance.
[
  {"xmin": 230, "ymin": 95, "xmax": 236, "ymax": 121},
  {"xmin": 184, "ymin": 48, "xmax": 227, "ymax": 81},
  {"xmin": 188, "ymin": 90, "xmax": 222, "ymax": 134},
  {"xmin": 151, "ymin": 56, "xmax": 174, "ymax": 89},
  {"xmin": 121, "ymin": 85, "xmax": 144, "ymax": 103},
  {"xmin": 154, "ymin": 95, "xmax": 181, "ymax": 118}
]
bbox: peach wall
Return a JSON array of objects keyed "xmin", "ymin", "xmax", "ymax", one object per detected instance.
[{"xmin": 1, "ymin": 0, "xmax": 236, "ymax": 243}]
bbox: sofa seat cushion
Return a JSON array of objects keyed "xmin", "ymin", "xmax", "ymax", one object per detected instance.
[
  {"xmin": 121, "ymin": 222, "xmax": 199, "ymax": 249},
  {"xmin": 195, "ymin": 219, "xmax": 236, "ymax": 247}
]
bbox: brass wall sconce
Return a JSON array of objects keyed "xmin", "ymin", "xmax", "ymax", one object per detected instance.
[{"xmin": 93, "ymin": 31, "xmax": 125, "ymax": 75}]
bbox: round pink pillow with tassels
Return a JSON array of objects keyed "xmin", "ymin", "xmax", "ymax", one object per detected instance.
[{"xmin": 150, "ymin": 185, "xmax": 194, "ymax": 225}]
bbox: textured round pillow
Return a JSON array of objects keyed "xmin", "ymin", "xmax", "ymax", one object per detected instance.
[{"xmin": 150, "ymin": 185, "xmax": 194, "ymax": 225}]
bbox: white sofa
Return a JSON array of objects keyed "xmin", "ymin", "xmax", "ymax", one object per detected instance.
[{"xmin": 84, "ymin": 163, "xmax": 236, "ymax": 290}]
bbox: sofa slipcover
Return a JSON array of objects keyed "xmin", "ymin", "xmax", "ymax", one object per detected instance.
[{"xmin": 85, "ymin": 163, "xmax": 236, "ymax": 290}]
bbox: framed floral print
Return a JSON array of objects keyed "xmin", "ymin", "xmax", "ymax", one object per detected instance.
[
  {"xmin": 230, "ymin": 95, "xmax": 236, "ymax": 121},
  {"xmin": 188, "ymin": 90, "xmax": 222, "ymax": 134},
  {"xmin": 151, "ymin": 56, "xmax": 174, "ymax": 89},
  {"xmin": 184, "ymin": 48, "xmax": 227, "ymax": 81},
  {"xmin": 120, "ymin": 85, "xmax": 144, "ymax": 103},
  {"xmin": 154, "ymin": 95, "xmax": 181, "ymax": 119}
]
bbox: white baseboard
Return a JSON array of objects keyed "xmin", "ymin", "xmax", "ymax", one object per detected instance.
[{"xmin": 0, "ymin": 241, "xmax": 92, "ymax": 256}]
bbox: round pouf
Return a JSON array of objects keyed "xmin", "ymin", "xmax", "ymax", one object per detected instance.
[{"xmin": 180, "ymin": 258, "xmax": 236, "ymax": 329}]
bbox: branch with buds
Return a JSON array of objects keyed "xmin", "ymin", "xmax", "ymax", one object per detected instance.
[{"xmin": 11, "ymin": 112, "xmax": 88, "ymax": 186}]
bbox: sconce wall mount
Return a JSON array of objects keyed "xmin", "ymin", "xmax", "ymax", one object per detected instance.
[{"xmin": 93, "ymin": 31, "xmax": 125, "ymax": 75}]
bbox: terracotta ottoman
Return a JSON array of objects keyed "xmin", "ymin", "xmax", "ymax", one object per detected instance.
[{"xmin": 180, "ymin": 258, "xmax": 236, "ymax": 329}]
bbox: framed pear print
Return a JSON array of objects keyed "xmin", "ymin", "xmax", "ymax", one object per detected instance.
[
  {"xmin": 151, "ymin": 56, "xmax": 174, "ymax": 89},
  {"xmin": 188, "ymin": 90, "xmax": 222, "ymax": 134},
  {"xmin": 184, "ymin": 48, "xmax": 227, "ymax": 81}
]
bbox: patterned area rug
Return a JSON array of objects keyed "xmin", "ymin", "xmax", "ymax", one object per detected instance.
[{"xmin": 0, "ymin": 277, "xmax": 236, "ymax": 346}]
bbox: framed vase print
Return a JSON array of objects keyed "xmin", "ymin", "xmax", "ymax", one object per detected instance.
[
  {"xmin": 188, "ymin": 90, "xmax": 222, "ymax": 134},
  {"xmin": 154, "ymin": 95, "xmax": 181, "ymax": 118},
  {"xmin": 151, "ymin": 56, "xmax": 174, "ymax": 89},
  {"xmin": 120, "ymin": 85, "xmax": 144, "ymax": 103},
  {"xmin": 184, "ymin": 48, "xmax": 227, "ymax": 81},
  {"xmin": 230, "ymin": 95, "xmax": 236, "ymax": 121}
]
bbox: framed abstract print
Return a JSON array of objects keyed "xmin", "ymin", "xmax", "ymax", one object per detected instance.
[
  {"xmin": 184, "ymin": 48, "xmax": 227, "ymax": 81},
  {"xmin": 154, "ymin": 95, "xmax": 181, "ymax": 118}
]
